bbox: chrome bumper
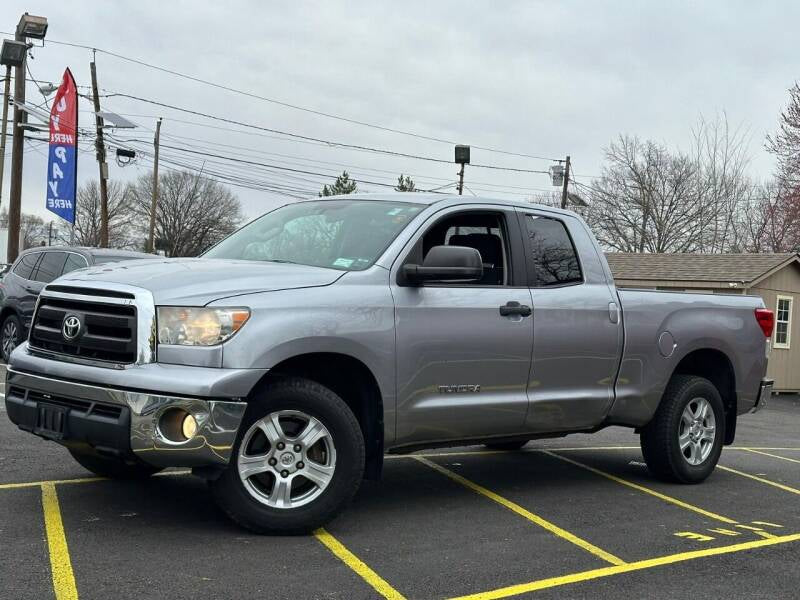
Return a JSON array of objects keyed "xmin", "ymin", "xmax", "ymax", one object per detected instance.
[
  {"xmin": 752, "ymin": 378, "xmax": 773, "ymax": 413},
  {"xmin": 5, "ymin": 368, "xmax": 248, "ymax": 467}
]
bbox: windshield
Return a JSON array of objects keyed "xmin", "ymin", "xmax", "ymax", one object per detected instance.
[{"xmin": 203, "ymin": 199, "xmax": 423, "ymax": 271}]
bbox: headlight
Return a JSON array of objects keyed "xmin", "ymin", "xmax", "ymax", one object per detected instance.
[{"xmin": 157, "ymin": 307, "xmax": 250, "ymax": 346}]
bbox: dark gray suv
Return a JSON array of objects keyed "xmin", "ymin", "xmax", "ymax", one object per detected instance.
[{"xmin": 0, "ymin": 246, "xmax": 153, "ymax": 361}]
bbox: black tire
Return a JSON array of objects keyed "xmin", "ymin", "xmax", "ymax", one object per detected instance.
[
  {"xmin": 640, "ymin": 375, "xmax": 725, "ymax": 483},
  {"xmin": 484, "ymin": 440, "xmax": 529, "ymax": 451},
  {"xmin": 209, "ymin": 377, "xmax": 365, "ymax": 535},
  {"xmin": 1, "ymin": 313, "xmax": 22, "ymax": 362},
  {"xmin": 69, "ymin": 449, "xmax": 162, "ymax": 479}
]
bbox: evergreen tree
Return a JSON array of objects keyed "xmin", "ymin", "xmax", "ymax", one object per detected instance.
[
  {"xmin": 395, "ymin": 174, "xmax": 416, "ymax": 192},
  {"xmin": 320, "ymin": 171, "xmax": 358, "ymax": 196}
]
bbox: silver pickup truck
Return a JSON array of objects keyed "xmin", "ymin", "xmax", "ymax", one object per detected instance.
[{"xmin": 5, "ymin": 194, "xmax": 774, "ymax": 533}]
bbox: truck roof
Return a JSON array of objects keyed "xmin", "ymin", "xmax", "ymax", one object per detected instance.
[{"xmin": 305, "ymin": 192, "xmax": 573, "ymax": 216}]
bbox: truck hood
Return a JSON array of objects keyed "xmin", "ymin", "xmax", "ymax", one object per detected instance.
[{"xmin": 55, "ymin": 258, "xmax": 345, "ymax": 305}]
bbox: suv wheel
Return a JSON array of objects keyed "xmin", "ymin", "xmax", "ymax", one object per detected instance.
[
  {"xmin": 1, "ymin": 314, "xmax": 22, "ymax": 362},
  {"xmin": 209, "ymin": 378, "xmax": 365, "ymax": 534},
  {"xmin": 640, "ymin": 375, "xmax": 725, "ymax": 483}
]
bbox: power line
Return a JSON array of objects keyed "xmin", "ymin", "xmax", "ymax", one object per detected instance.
[
  {"xmin": 2, "ymin": 31, "xmax": 561, "ymax": 162},
  {"xmin": 103, "ymin": 92, "xmax": 551, "ymax": 174}
]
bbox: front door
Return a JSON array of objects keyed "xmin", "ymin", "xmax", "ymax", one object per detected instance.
[{"xmin": 392, "ymin": 206, "xmax": 534, "ymax": 446}]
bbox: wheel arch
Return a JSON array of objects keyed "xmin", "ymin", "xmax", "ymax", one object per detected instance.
[
  {"xmin": 250, "ymin": 352, "xmax": 384, "ymax": 480},
  {"xmin": 671, "ymin": 348, "xmax": 737, "ymax": 445}
]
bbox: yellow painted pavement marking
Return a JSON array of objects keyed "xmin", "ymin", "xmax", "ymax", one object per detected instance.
[
  {"xmin": 543, "ymin": 451, "xmax": 738, "ymax": 524},
  {"xmin": 752, "ymin": 521, "xmax": 783, "ymax": 528},
  {"xmin": 0, "ymin": 469, "xmax": 191, "ymax": 491},
  {"xmin": 744, "ymin": 449, "xmax": 800, "ymax": 464},
  {"xmin": 314, "ymin": 528, "xmax": 405, "ymax": 600},
  {"xmin": 718, "ymin": 465, "xmax": 800, "ymax": 496},
  {"xmin": 674, "ymin": 532, "xmax": 713, "ymax": 542},
  {"xmin": 447, "ymin": 533, "xmax": 800, "ymax": 600},
  {"xmin": 414, "ymin": 456, "xmax": 625, "ymax": 566},
  {"xmin": 41, "ymin": 483, "xmax": 79, "ymax": 600},
  {"xmin": 709, "ymin": 528, "xmax": 741, "ymax": 536}
]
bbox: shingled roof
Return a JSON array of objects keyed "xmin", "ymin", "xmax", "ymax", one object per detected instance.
[{"xmin": 605, "ymin": 253, "xmax": 800, "ymax": 284}]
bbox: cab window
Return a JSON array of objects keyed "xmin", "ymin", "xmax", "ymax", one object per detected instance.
[
  {"xmin": 410, "ymin": 211, "xmax": 510, "ymax": 286},
  {"xmin": 524, "ymin": 215, "xmax": 582, "ymax": 286}
]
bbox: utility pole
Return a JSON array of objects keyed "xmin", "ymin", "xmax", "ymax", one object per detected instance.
[
  {"xmin": 454, "ymin": 144, "xmax": 470, "ymax": 196},
  {"xmin": 0, "ymin": 66, "xmax": 11, "ymax": 212},
  {"xmin": 147, "ymin": 118, "xmax": 162, "ymax": 254},
  {"xmin": 7, "ymin": 30, "xmax": 27, "ymax": 262},
  {"xmin": 560, "ymin": 155, "xmax": 571, "ymax": 209},
  {"xmin": 90, "ymin": 59, "xmax": 109, "ymax": 247}
]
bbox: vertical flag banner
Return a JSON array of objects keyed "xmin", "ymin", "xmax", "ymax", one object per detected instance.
[{"xmin": 46, "ymin": 68, "xmax": 78, "ymax": 223}]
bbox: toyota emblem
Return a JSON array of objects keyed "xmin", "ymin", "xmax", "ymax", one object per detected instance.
[{"xmin": 62, "ymin": 315, "xmax": 82, "ymax": 341}]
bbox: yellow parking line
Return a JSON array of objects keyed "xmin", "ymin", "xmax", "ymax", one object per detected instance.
[
  {"xmin": 0, "ymin": 469, "xmax": 191, "ymax": 492},
  {"xmin": 543, "ymin": 451, "xmax": 737, "ymax": 524},
  {"xmin": 743, "ymin": 449, "xmax": 800, "ymax": 464},
  {"xmin": 314, "ymin": 528, "xmax": 405, "ymax": 600},
  {"xmin": 414, "ymin": 456, "xmax": 625, "ymax": 566},
  {"xmin": 718, "ymin": 465, "xmax": 800, "ymax": 496},
  {"xmin": 41, "ymin": 483, "xmax": 79, "ymax": 600},
  {"xmin": 448, "ymin": 532, "xmax": 800, "ymax": 600}
]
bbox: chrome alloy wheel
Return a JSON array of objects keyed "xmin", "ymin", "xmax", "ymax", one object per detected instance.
[
  {"xmin": 678, "ymin": 397, "xmax": 716, "ymax": 466},
  {"xmin": 2, "ymin": 320, "xmax": 18, "ymax": 360},
  {"xmin": 238, "ymin": 410, "xmax": 336, "ymax": 509}
]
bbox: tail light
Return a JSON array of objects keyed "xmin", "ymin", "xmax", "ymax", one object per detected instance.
[{"xmin": 755, "ymin": 308, "xmax": 774, "ymax": 338}]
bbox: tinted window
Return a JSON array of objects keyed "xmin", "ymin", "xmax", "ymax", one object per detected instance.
[
  {"xmin": 13, "ymin": 252, "xmax": 42, "ymax": 280},
  {"xmin": 33, "ymin": 252, "xmax": 68, "ymax": 283},
  {"xmin": 63, "ymin": 253, "xmax": 89, "ymax": 274},
  {"xmin": 525, "ymin": 216, "xmax": 582, "ymax": 286}
]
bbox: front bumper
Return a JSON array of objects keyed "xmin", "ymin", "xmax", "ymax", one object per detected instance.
[
  {"xmin": 5, "ymin": 368, "xmax": 249, "ymax": 468},
  {"xmin": 751, "ymin": 378, "xmax": 774, "ymax": 413}
]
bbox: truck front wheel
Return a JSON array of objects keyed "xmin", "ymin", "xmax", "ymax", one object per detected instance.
[
  {"xmin": 209, "ymin": 378, "xmax": 365, "ymax": 534},
  {"xmin": 640, "ymin": 375, "xmax": 725, "ymax": 483}
]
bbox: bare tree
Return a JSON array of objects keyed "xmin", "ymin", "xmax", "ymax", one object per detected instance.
[
  {"xmin": 129, "ymin": 170, "xmax": 243, "ymax": 257},
  {"xmin": 584, "ymin": 135, "xmax": 705, "ymax": 253},
  {"xmin": 74, "ymin": 180, "xmax": 137, "ymax": 248},
  {"xmin": 739, "ymin": 181, "xmax": 800, "ymax": 252},
  {"xmin": 0, "ymin": 210, "xmax": 49, "ymax": 249},
  {"xmin": 691, "ymin": 113, "xmax": 753, "ymax": 252},
  {"xmin": 766, "ymin": 82, "xmax": 800, "ymax": 189}
]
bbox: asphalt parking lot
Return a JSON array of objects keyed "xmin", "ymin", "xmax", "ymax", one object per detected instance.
[{"xmin": 1, "ymin": 382, "xmax": 799, "ymax": 600}]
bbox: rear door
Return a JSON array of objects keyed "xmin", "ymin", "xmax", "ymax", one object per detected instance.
[
  {"xmin": 391, "ymin": 205, "xmax": 534, "ymax": 445},
  {"xmin": 518, "ymin": 210, "xmax": 622, "ymax": 432}
]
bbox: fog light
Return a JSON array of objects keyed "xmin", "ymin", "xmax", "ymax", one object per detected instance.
[{"xmin": 181, "ymin": 414, "xmax": 198, "ymax": 440}]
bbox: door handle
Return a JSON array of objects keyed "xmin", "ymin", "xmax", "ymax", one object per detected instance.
[{"xmin": 499, "ymin": 301, "xmax": 532, "ymax": 317}]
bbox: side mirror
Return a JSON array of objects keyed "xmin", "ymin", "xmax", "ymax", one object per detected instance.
[{"xmin": 402, "ymin": 245, "xmax": 483, "ymax": 284}]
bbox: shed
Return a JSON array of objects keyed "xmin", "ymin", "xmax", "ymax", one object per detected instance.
[{"xmin": 605, "ymin": 253, "xmax": 800, "ymax": 392}]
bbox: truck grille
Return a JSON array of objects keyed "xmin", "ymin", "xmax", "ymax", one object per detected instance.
[{"xmin": 29, "ymin": 296, "xmax": 138, "ymax": 364}]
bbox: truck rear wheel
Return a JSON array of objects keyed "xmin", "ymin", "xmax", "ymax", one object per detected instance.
[
  {"xmin": 640, "ymin": 375, "xmax": 725, "ymax": 483},
  {"xmin": 69, "ymin": 449, "xmax": 162, "ymax": 479},
  {"xmin": 209, "ymin": 377, "xmax": 365, "ymax": 534}
]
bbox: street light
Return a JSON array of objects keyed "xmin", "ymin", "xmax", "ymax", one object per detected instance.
[
  {"xmin": 6, "ymin": 12, "xmax": 48, "ymax": 263},
  {"xmin": 17, "ymin": 14, "xmax": 48, "ymax": 40},
  {"xmin": 0, "ymin": 39, "xmax": 27, "ymax": 68}
]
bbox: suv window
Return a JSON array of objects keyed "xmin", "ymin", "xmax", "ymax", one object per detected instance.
[
  {"xmin": 13, "ymin": 252, "xmax": 42, "ymax": 280},
  {"xmin": 33, "ymin": 252, "xmax": 68, "ymax": 283},
  {"xmin": 416, "ymin": 211, "xmax": 509, "ymax": 286},
  {"xmin": 63, "ymin": 253, "xmax": 89, "ymax": 274},
  {"xmin": 525, "ymin": 215, "xmax": 582, "ymax": 286}
]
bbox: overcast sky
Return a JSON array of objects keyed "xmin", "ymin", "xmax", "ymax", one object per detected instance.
[{"xmin": 2, "ymin": 1, "xmax": 798, "ymax": 223}]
